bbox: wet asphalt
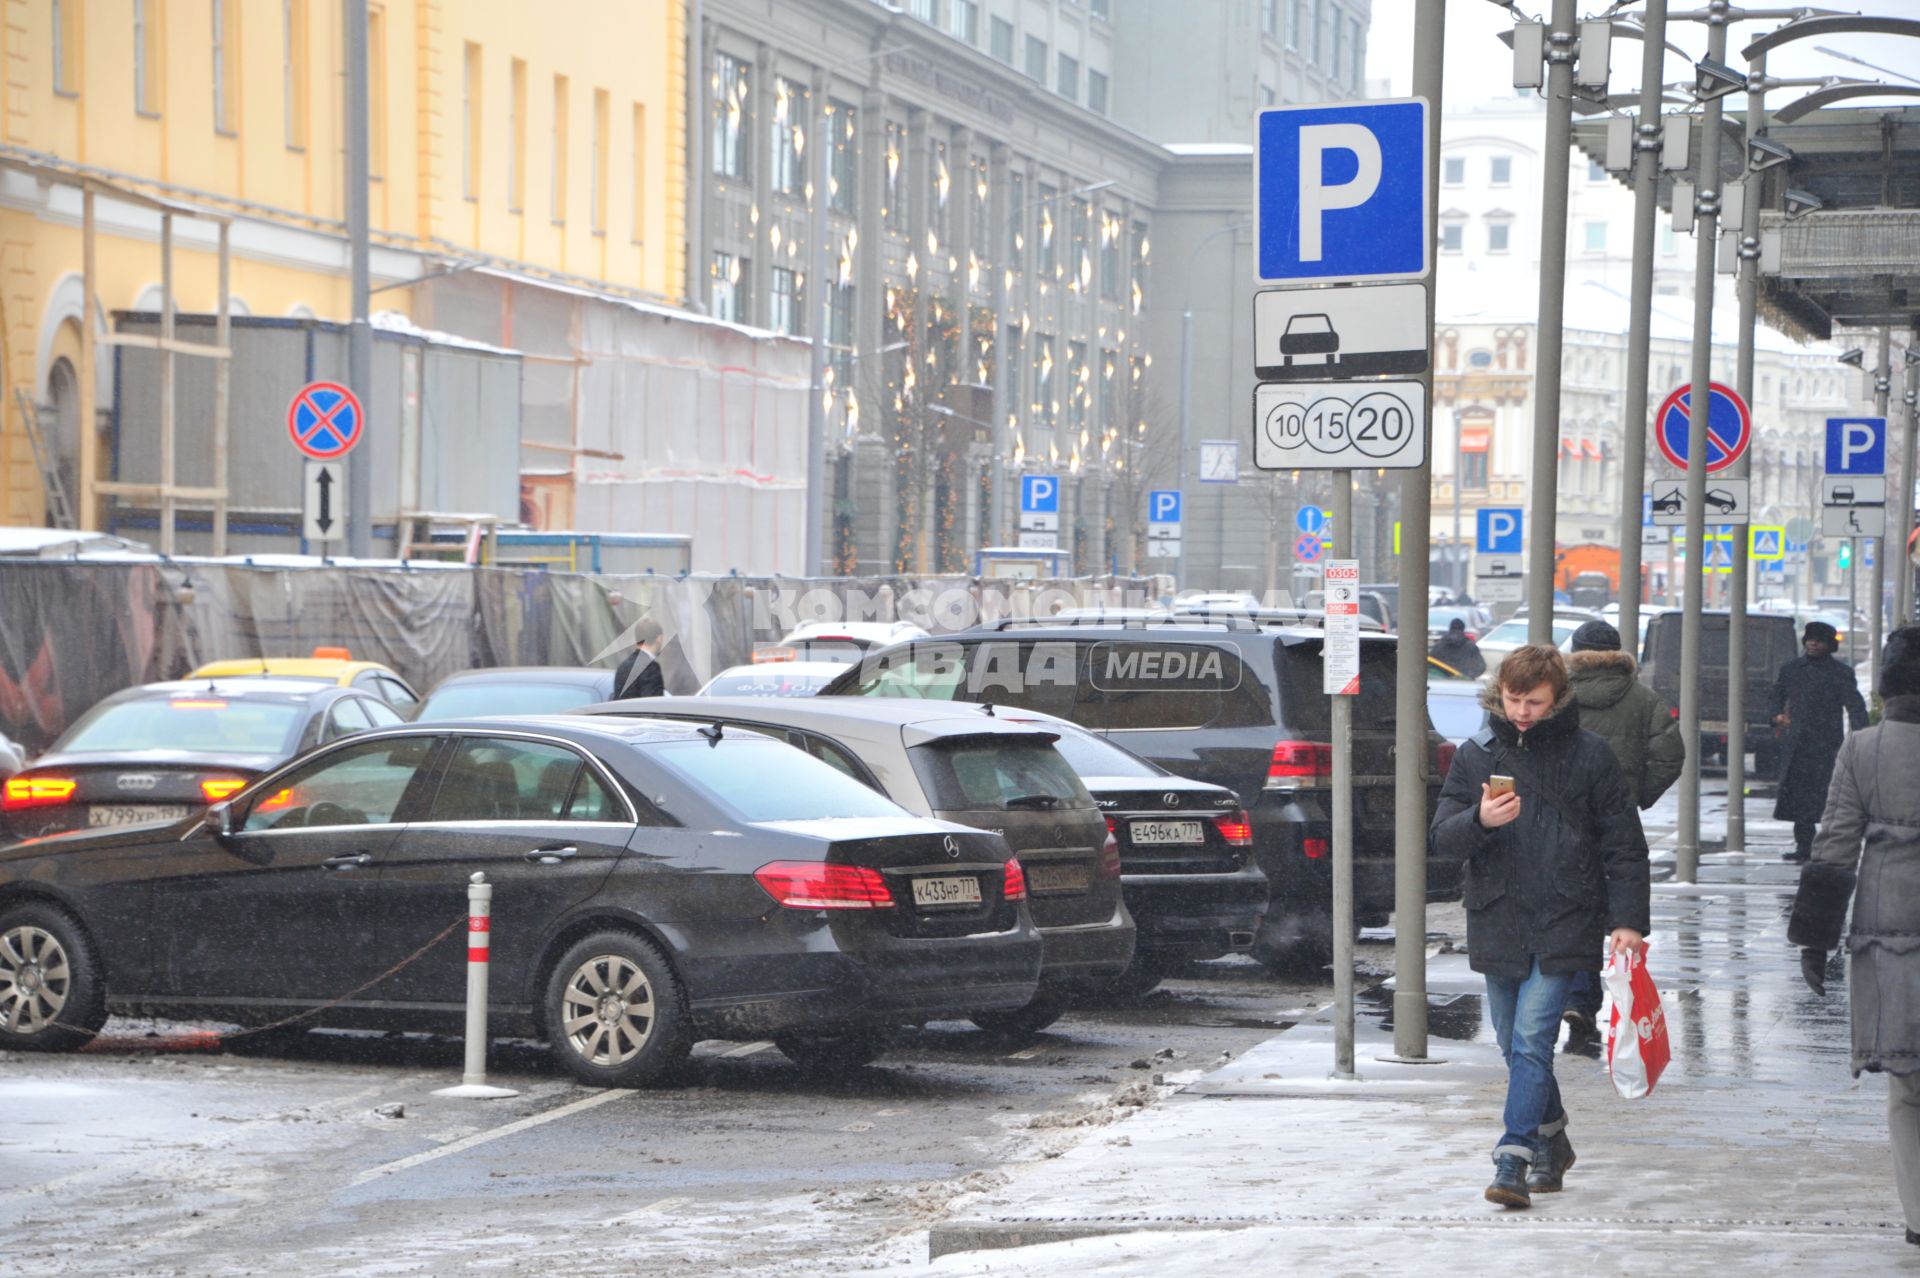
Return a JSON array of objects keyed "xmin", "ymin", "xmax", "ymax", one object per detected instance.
[{"xmin": 5, "ymin": 774, "xmax": 1782, "ymax": 1278}]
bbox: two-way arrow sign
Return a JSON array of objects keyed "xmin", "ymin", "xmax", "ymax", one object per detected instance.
[{"xmin": 303, "ymin": 460, "xmax": 345, "ymax": 543}]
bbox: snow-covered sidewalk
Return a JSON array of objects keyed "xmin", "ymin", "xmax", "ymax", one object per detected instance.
[{"xmin": 897, "ymin": 818, "xmax": 1915, "ymax": 1273}]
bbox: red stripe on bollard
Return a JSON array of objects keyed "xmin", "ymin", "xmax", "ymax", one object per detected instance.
[
  {"xmin": 467, "ymin": 946, "xmax": 490, "ymax": 963},
  {"xmin": 469, "ymin": 917, "xmax": 490, "ymax": 932}
]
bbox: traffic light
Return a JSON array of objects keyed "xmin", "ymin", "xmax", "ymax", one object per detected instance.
[{"xmin": 1838, "ymin": 542, "xmax": 1852, "ymax": 570}]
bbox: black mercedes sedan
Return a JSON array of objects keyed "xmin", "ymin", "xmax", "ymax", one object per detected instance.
[
  {"xmin": 2, "ymin": 678, "xmax": 407, "ymax": 841},
  {"xmin": 0, "ymin": 716, "xmax": 1043, "ymax": 1086}
]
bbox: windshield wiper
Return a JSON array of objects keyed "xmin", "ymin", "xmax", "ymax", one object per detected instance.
[{"xmin": 1002, "ymin": 793, "xmax": 1062, "ymax": 810}]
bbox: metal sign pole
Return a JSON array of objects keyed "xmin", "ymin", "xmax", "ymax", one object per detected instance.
[
  {"xmin": 1390, "ymin": 0, "xmax": 1446, "ymax": 1066},
  {"xmin": 345, "ymin": 0, "xmax": 373, "ymax": 559},
  {"xmin": 1676, "ymin": 4, "xmax": 1731, "ymax": 885},
  {"xmin": 1871, "ymin": 326, "xmax": 1893, "ymax": 686},
  {"xmin": 1525, "ymin": 0, "xmax": 1579, "ymax": 642},
  {"xmin": 1330, "ymin": 467, "xmax": 1355, "ymax": 1080},
  {"xmin": 1727, "ymin": 51, "xmax": 1768, "ymax": 856},
  {"xmin": 1899, "ymin": 356, "xmax": 1920, "ymax": 626}
]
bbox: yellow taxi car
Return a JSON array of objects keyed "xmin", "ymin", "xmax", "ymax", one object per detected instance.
[{"xmin": 188, "ymin": 647, "xmax": 421, "ymax": 715}]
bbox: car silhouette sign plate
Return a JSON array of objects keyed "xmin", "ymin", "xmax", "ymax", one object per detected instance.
[
  {"xmin": 1253, "ymin": 283, "xmax": 1430, "ymax": 381},
  {"xmin": 1253, "ymin": 379, "xmax": 1428, "ymax": 471},
  {"xmin": 1648, "ymin": 476, "xmax": 1749, "ymax": 526}
]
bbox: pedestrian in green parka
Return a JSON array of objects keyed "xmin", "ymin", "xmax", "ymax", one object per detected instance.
[{"xmin": 1566, "ymin": 620, "xmax": 1685, "ymax": 811}]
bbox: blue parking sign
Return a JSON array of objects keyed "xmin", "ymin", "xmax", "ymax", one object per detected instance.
[
  {"xmin": 1148, "ymin": 490, "xmax": 1182, "ymax": 524},
  {"xmin": 1256, "ymin": 99, "xmax": 1430, "ymax": 284},
  {"xmin": 1824, "ymin": 417, "xmax": 1886, "ymax": 476},
  {"xmin": 1020, "ymin": 474, "xmax": 1059, "ymax": 514},
  {"xmin": 1476, "ymin": 507, "xmax": 1523, "ymax": 555}
]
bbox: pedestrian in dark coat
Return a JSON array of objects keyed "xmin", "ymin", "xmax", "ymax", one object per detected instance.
[
  {"xmin": 1788, "ymin": 625, "xmax": 1920, "ymax": 1249},
  {"xmin": 1430, "ymin": 618, "xmax": 1487, "ymax": 679},
  {"xmin": 1772, "ymin": 620, "xmax": 1868, "ymax": 862},
  {"xmin": 613, "ymin": 618, "xmax": 667, "ymax": 699},
  {"xmin": 1430, "ymin": 645, "xmax": 1651, "ymax": 1209}
]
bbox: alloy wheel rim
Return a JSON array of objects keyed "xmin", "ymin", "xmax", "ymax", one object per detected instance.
[
  {"xmin": 561, "ymin": 954, "xmax": 655, "ymax": 1067},
  {"xmin": 0, "ymin": 925, "xmax": 71, "ymax": 1034}
]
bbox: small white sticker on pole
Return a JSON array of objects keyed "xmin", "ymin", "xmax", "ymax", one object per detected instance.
[{"xmin": 1323, "ymin": 559, "xmax": 1361, "ymax": 696}]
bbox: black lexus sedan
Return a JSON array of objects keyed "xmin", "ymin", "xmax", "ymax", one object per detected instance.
[
  {"xmin": 0, "ymin": 716, "xmax": 1043, "ymax": 1086},
  {"xmin": 2, "ymin": 678, "xmax": 407, "ymax": 841}
]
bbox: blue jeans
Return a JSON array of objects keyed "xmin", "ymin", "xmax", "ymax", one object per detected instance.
[{"xmin": 1485, "ymin": 959, "xmax": 1574, "ymax": 1164}]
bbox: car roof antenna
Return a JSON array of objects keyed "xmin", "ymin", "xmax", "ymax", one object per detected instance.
[
  {"xmin": 979, "ymin": 697, "xmax": 995, "ymax": 716},
  {"xmin": 697, "ymin": 722, "xmax": 725, "ymax": 747}
]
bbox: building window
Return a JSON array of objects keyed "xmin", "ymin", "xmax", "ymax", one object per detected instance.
[
  {"xmin": 990, "ymin": 16, "xmax": 1014, "ymax": 63},
  {"xmin": 1091, "ymin": 0, "xmax": 1110, "ymax": 18},
  {"xmin": 462, "ymin": 41, "xmax": 481, "ymax": 199},
  {"xmin": 773, "ymin": 76, "xmax": 808, "ymax": 196},
  {"xmin": 908, "ymin": 0, "xmax": 934, "ymax": 21},
  {"xmin": 551, "ymin": 75, "xmax": 570, "ymax": 224},
  {"xmin": 1025, "ymin": 35, "xmax": 1047, "ymax": 82},
  {"xmin": 1490, "ymin": 154, "xmax": 1512, "ymax": 185},
  {"xmin": 930, "ymin": 139, "xmax": 951, "ymax": 246},
  {"xmin": 1312, "ymin": 0, "xmax": 1325, "ymax": 64},
  {"xmin": 1067, "ymin": 340, "xmax": 1088, "ymax": 436},
  {"xmin": 1008, "ymin": 170, "xmax": 1025, "ymax": 268},
  {"xmin": 1262, "ymin": 0, "xmax": 1279, "ymax": 37},
  {"xmin": 1440, "ymin": 221, "xmax": 1463, "ymax": 253},
  {"xmin": 1461, "ymin": 448, "xmax": 1489, "ymax": 491},
  {"xmin": 1331, "ymin": 6, "xmax": 1344, "ymax": 80},
  {"xmin": 970, "ymin": 154, "xmax": 990, "ymax": 267},
  {"xmin": 1289, "ymin": 0, "xmax": 1304, "ymax": 50},
  {"xmin": 284, "ymin": 0, "xmax": 309, "ymax": 147},
  {"xmin": 1588, "ymin": 157, "xmax": 1607, "ymax": 182},
  {"xmin": 1033, "ymin": 333, "xmax": 1056, "ymax": 427},
  {"xmin": 1584, "ymin": 220, "xmax": 1607, "ymax": 252},
  {"xmin": 591, "ymin": 88, "xmax": 610, "ymax": 234},
  {"xmin": 1037, "ymin": 184, "xmax": 1058, "ymax": 275},
  {"xmin": 829, "ymin": 100, "xmax": 856, "ymax": 214},
  {"xmin": 711, "ymin": 52, "xmax": 750, "ymax": 181},
  {"xmin": 712, "ymin": 252, "xmax": 744, "ymax": 323},
  {"xmin": 1660, "ymin": 224, "xmax": 1676, "ymax": 256},
  {"xmin": 212, "ymin": 0, "xmax": 236, "ymax": 133},
  {"xmin": 948, "ymin": 0, "xmax": 978, "ymax": 44},
  {"xmin": 1070, "ymin": 197, "xmax": 1091, "ymax": 292},
  {"xmin": 1099, "ymin": 212, "xmax": 1120, "ymax": 301},
  {"xmin": 1488, "ymin": 221, "xmax": 1510, "ymax": 252},
  {"xmin": 631, "ymin": 102, "xmax": 647, "ymax": 245},
  {"xmin": 771, "ymin": 266, "xmax": 803, "ymax": 336},
  {"xmin": 53, "ymin": 0, "xmax": 80, "ymax": 96},
  {"xmin": 134, "ymin": 0, "xmax": 159, "ymax": 116},
  {"xmin": 508, "ymin": 59, "xmax": 527, "ymax": 211},
  {"xmin": 369, "ymin": 5, "xmax": 388, "ymax": 177},
  {"xmin": 1058, "ymin": 54, "xmax": 1079, "ymax": 102},
  {"xmin": 1088, "ymin": 70, "xmax": 1109, "ymax": 116},
  {"xmin": 1442, "ymin": 155, "xmax": 1464, "ymax": 185},
  {"xmin": 828, "ymin": 283, "xmax": 854, "ymax": 387},
  {"xmin": 1350, "ymin": 18, "xmax": 1364, "ymax": 88},
  {"xmin": 883, "ymin": 119, "xmax": 907, "ymax": 230},
  {"xmin": 1132, "ymin": 220, "xmax": 1149, "ymax": 312},
  {"xmin": 1260, "ymin": 83, "xmax": 1276, "ymax": 108}
]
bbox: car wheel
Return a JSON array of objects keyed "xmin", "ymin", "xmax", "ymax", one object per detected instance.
[
  {"xmin": 1104, "ymin": 959, "xmax": 1167, "ymax": 998},
  {"xmin": 969, "ymin": 992, "xmax": 1065, "ymax": 1039},
  {"xmin": 543, "ymin": 931, "xmax": 691, "ymax": 1089},
  {"xmin": 0, "ymin": 901, "xmax": 108, "ymax": 1052},
  {"xmin": 771, "ymin": 1028, "xmax": 893, "ymax": 1073}
]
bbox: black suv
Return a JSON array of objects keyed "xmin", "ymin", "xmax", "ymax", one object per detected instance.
[{"xmin": 819, "ymin": 622, "xmax": 1456, "ymax": 972}]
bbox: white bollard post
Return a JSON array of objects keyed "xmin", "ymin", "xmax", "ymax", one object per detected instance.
[{"xmin": 434, "ymin": 872, "xmax": 519, "ymax": 1099}]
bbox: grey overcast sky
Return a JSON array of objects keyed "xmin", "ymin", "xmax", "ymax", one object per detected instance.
[{"xmin": 1366, "ymin": 1, "xmax": 1920, "ymax": 107}]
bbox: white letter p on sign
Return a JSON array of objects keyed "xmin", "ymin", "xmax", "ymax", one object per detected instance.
[
  {"xmin": 1843, "ymin": 421, "xmax": 1876, "ymax": 468},
  {"xmin": 1298, "ymin": 124, "xmax": 1382, "ymax": 262}
]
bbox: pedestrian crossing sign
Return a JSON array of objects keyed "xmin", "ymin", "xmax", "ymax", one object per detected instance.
[
  {"xmin": 1749, "ymin": 526, "xmax": 1785, "ymax": 561},
  {"xmin": 1703, "ymin": 534, "xmax": 1734, "ymax": 571}
]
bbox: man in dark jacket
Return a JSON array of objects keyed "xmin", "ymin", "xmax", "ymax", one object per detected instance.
[
  {"xmin": 613, "ymin": 618, "xmax": 667, "ymax": 699},
  {"xmin": 1560, "ymin": 619, "xmax": 1683, "ymax": 1032},
  {"xmin": 1430, "ymin": 617, "xmax": 1487, "ymax": 679},
  {"xmin": 1773, "ymin": 620, "xmax": 1868, "ymax": 863},
  {"xmin": 1431, "ymin": 644, "xmax": 1651, "ymax": 1210}
]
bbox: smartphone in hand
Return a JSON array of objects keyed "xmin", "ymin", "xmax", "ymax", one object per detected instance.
[{"xmin": 1487, "ymin": 774, "xmax": 1516, "ymax": 799}]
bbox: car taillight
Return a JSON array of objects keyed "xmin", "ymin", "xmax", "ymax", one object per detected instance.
[
  {"xmin": 1671, "ymin": 706, "xmax": 1680, "ymax": 720},
  {"xmin": 1003, "ymin": 858, "xmax": 1027, "ymax": 901},
  {"xmin": 1104, "ymin": 815, "xmax": 1116, "ymax": 837},
  {"xmin": 1435, "ymin": 742, "xmax": 1457, "ymax": 778},
  {"xmin": 1266, "ymin": 740, "xmax": 1332, "ymax": 787},
  {"xmin": 1099, "ymin": 833, "xmax": 1123, "ymax": 879},
  {"xmin": 201, "ymin": 778, "xmax": 248, "ymax": 802},
  {"xmin": 753, "ymin": 862, "xmax": 895, "ymax": 910},
  {"xmin": 1302, "ymin": 837, "xmax": 1330, "ymax": 860},
  {"xmin": 3, "ymin": 776, "xmax": 77, "ymax": 810},
  {"xmin": 1214, "ymin": 810, "xmax": 1253, "ymax": 846}
]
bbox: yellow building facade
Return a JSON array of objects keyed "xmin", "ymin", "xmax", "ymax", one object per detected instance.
[{"xmin": 0, "ymin": 0, "xmax": 685, "ymax": 526}]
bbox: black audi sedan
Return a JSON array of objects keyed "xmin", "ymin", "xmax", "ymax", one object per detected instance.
[
  {"xmin": 0, "ymin": 717, "xmax": 1043, "ymax": 1086},
  {"xmin": 2, "ymin": 678, "xmax": 407, "ymax": 841}
]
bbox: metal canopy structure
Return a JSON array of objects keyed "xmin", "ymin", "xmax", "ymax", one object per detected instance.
[
  {"xmin": 0, "ymin": 152, "xmax": 234, "ymax": 555},
  {"xmin": 1574, "ymin": 105, "xmax": 1920, "ymax": 341}
]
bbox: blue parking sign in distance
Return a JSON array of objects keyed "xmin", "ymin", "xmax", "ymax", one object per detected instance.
[
  {"xmin": 1148, "ymin": 490, "xmax": 1182, "ymax": 523},
  {"xmin": 1256, "ymin": 99, "xmax": 1430, "ymax": 284},
  {"xmin": 1824, "ymin": 417, "xmax": 1886, "ymax": 476},
  {"xmin": 1021, "ymin": 474, "xmax": 1059, "ymax": 513},
  {"xmin": 1476, "ymin": 507, "xmax": 1523, "ymax": 555}
]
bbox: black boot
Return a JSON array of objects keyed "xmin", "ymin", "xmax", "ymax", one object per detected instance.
[
  {"xmin": 1485, "ymin": 1154, "xmax": 1531, "ymax": 1208},
  {"xmin": 1527, "ymin": 1127, "xmax": 1576, "ymax": 1193},
  {"xmin": 1907, "ymin": 1227, "xmax": 1918, "ymax": 1245}
]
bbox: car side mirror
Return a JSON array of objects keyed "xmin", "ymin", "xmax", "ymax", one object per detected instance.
[{"xmin": 208, "ymin": 800, "xmax": 237, "ymax": 840}]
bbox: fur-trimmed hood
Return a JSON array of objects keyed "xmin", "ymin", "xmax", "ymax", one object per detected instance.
[{"xmin": 1567, "ymin": 648, "xmax": 1638, "ymax": 711}]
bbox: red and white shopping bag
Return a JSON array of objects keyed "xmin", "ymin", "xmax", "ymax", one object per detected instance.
[{"xmin": 1604, "ymin": 944, "xmax": 1671, "ymax": 1099}]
